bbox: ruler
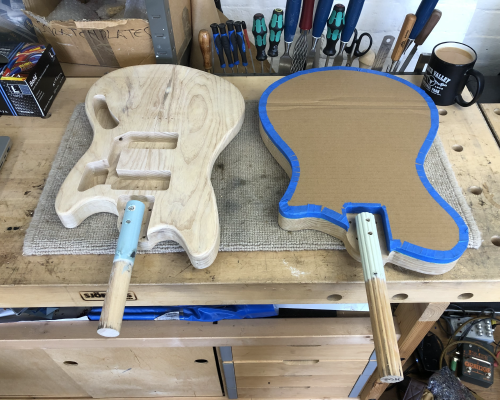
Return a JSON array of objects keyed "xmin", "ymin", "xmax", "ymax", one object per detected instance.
[{"xmin": 371, "ymin": 35, "xmax": 395, "ymax": 71}]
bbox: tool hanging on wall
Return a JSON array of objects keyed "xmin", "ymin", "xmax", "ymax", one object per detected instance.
[
  {"xmin": 387, "ymin": 13, "xmax": 416, "ymax": 73},
  {"xmin": 278, "ymin": 0, "xmax": 302, "ymax": 75},
  {"xmin": 398, "ymin": 9, "xmax": 442, "ymax": 73},
  {"xmin": 226, "ymin": 20, "xmax": 240, "ymax": 73},
  {"xmin": 268, "ymin": 8, "xmax": 284, "ymax": 73},
  {"xmin": 371, "ymin": 35, "xmax": 394, "ymax": 71},
  {"xmin": 323, "ymin": 3, "xmax": 345, "ymax": 67},
  {"xmin": 291, "ymin": 0, "xmax": 315, "ymax": 73},
  {"xmin": 333, "ymin": 0, "xmax": 366, "ymax": 66},
  {"xmin": 344, "ymin": 28, "xmax": 372, "ymax": 67},
  {"xmin": 252, "ymin": 13, "xmax": 268, "ymax": 74},
  {"xmin": 211, "ymin": 23, "xmax": 227, "ymax": 74},
  {"xmin": 218, "ymin": 23, "xmax": 234, "ymax": 73},
  {"xmin": 306, "ymin": 0, "xmax": 334, "ymax": 69},
  {"xmin": 198, "ymin": 29, "xmax": 212, "ymax": 73},
  {"xmin": 402, "ymin": 0, "xmax": 440, "ymax": 55},
  {"xmin": 234, "ymin": 21, "xmax": 249, "ymax": 74},
  {"xmin": 241, "ymin": 21, "xmax": 256, "ymax": 74}
]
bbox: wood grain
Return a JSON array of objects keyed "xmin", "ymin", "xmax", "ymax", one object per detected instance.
[{"xmin": 55, "ymin": 65, "xmax": 245, "ymax": 269}]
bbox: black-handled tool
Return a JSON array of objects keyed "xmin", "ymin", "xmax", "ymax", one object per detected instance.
[
  {"xmin": 218, "ymin": 23, "xmax": 234, "ymax": 73},
  {"xmin": 234, "ymin": 21, "xmax": 249, "ymax": 74},
  {"xmin": 226, "ymin": 20, "xmax": 240, "ymax": 73},
  {"xmin": 323, "ymin": 3, "xmax": 345, "ymax": 67},
  {"xmin": 252, "ymin": 13, "xmax": 268, "ymax": 74},
  {"xmin": 210, "ymin": 23, "xmax": 226, "ymax": 74},
  {"xmin": 268, "ymin": 8, "xmax": 284, "ymax": 73}
]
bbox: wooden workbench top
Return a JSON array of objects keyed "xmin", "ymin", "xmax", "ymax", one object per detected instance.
[{"xmin": 1, "ymin": 75, "xmax": 499, "ymax": 307}]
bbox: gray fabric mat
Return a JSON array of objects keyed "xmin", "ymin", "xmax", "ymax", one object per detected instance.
[{"xmin": 23, "ymin": 101, "xmax": 481, "ymax": 256}]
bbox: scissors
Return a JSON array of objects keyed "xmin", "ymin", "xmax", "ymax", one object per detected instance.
[{"xmin": 345, "ymin": 29, "xmax": 373, "ymax": 67}]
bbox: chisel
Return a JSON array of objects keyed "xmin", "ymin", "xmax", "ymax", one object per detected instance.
[
  {"xmin": 323, "ymin": 3, "xmax": 345, "ymax": 67},
  {"xmin": 234, "ymin": 21, "xmax": 249, "ymax": 74},
  {"xmin": 398, "ymin": 9, "xmax": 441, "ymax": 73},
  {"xmin": 241, "ymin": 21, "xmax": 256, "ymax": 74},
  {"xmin": 268, "ymin": 8, "xmax": 284, "ymax": 74},
  {"xmin": 210, "ymin": 23, "xmax": 227, "ymax": 74},
  {"xmin": 252, "ymin": 13, "xmax": 268, "ymax": 74},
  {"xmin": 278, "ymin": 0, "xmax": 302, "ymax": 75},
  {"xmin": 290, "ymin": 0, "xmax": 315, "ymax": 73},
  {"xmin": 226, "ymin": 20, "xmax": 240, "ymax": 73},
  {"xmin": 306, "ymin": 0, "xmax": 334, "ymax": 69},
  {"xmin": 387, "ymin": 13, "xmax": 416, "ymax": 73},
  {"xmin": 218, "ymin": 23, "xmax": 235, "ymax": 73},
  {"xmin": 198, "ymin": 29, "xmax": 212, "ymax": 73},
  {"xmin": 333, "ymin": 0, "xmax": 366, "ymax": 66},
  {"xmin": 402, "ymin": 0, "xmax": 440, "ymax": 55}
]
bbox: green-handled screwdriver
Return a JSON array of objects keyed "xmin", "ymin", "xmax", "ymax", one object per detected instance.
[
  {"xmin": 268, "ymin": 8, "xmax": 284, "ymax": 74},
  {"xmin": 323, "ymin": 4, "xmax": 345, "ymax": 67},
  {"xmin": 252, "ymin": 13, "xmax": 268, "ymax": 74}
]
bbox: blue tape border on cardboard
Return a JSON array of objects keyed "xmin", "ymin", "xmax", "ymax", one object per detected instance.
[{"xmin": 258, "ymin": 66, "xmax": 469, "ymax": 264}]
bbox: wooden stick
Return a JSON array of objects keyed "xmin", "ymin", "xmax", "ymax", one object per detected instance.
[
  {"xmin": 356, "ymin": 212, "xmax": 403, "ymax": 383},
  {"xmin": 97, "ymin": 200, "xmax": 145, "ymax": 338}
]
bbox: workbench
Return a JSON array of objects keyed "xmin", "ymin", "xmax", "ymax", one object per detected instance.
[{"xmin": 0, "ymin": 75, "xmax": 499, "ymax": 400}]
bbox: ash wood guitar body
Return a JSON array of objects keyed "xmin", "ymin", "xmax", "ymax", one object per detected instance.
[
  {"xmin": 56, "ymin": 65, "xmax": 245, "ymax": 269},
  {"xmin": 259, "ymin": 68, "xmax": 469, "ymax": 275}
]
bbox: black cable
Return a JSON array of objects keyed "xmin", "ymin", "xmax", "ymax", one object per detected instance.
[{"xmin": 447, "ymin": 303, "xmax": 466, "ymax": 317}]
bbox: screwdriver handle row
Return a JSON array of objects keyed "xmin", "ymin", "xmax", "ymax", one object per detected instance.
[{"xmin": 268, "ymin": 8, "xmax": 284, "ymax": 58}]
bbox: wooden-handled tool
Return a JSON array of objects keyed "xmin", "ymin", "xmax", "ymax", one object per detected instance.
[
  {"xmin": 398, "ymin": 9, "xmax": 442, "ymax": 72},
  {"xmin": 402, "ymin": 0, "xmax": 440, "ymax": 55},
  {"xmin": 198, "ymin": 29, "xmax": 212, "ymax": 73},
  {"xmin": 387, "ymin": 13, "xmax": 416, "ymax": 73},
  {"xmin": 97, "ymin": 200, "xmax": 145, "ymax": 337},
  {"xmin": 356, "ymin": 212, "xmax": 403, "ymax": 382}
]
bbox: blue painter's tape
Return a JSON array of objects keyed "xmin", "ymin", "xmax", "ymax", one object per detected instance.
[
  {"xmin": 114, "ymin": 200, "xmax": 146, "ymax": 264},
  {"xmin": 260, "ymin": 67, "xmax": 469, "ymax": 264}
]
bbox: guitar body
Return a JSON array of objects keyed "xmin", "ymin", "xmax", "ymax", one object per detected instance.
[
  {"xmin": 259, "ymin": 68, "xmax": 469, "ymax": 275},
  {"xmin": 56, "ymin": 65, "xmax": 245, "ymax": 269}
]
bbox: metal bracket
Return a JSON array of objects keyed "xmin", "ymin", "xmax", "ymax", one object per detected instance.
[
  {"xmin": 145, "ymin": 0, "xmax": 177, "ymax": 64},
  {"xmin": 414, "ymin": 53, "xmax": 432, "ymax": 75}
]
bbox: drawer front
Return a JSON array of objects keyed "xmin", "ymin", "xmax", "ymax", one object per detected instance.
[
  {"xmin": 233, "ymin": 344, "xmax": 374, "ymax": 361},
  {"xmin": 235, "ymin": 360, "xmax": 368, "ymax": 377},
  {"xmin": 237, "ymin": 374, "xmax": 359, "ymax": 388},
  {"xmin": 238, "ymin": 387, "xmax": 353, "ymax": 398}
]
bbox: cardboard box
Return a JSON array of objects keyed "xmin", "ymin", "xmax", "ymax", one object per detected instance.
[
  {"xmin": 22, "ymin": 0, "xmax": 191, "ymax": 71},
  {"xmin": 0, "ymin": 42, "xmax": 65, "ymax": 117}
]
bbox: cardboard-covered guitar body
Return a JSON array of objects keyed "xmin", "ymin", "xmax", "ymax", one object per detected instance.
[
  {"xmin": 56, "ymin": 65, "xmax": 245, "ymax": 269},
  {"xmin": 259, "ymin": 68, "xmax": 469, "ymax": 275}
]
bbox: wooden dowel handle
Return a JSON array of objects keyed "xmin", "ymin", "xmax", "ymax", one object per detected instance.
[
  {"xmin": 358, "ymin": 49, "xmax": 376, "ymax": 69},
  {"xmin": 97, "ymin": 200, "xmax": 145, "ymax": 338},
  {"xmin": 198, "ymin": 29, "xmax": 212, "ymax": 73},
  {"xmin": 392, "ymin": 14, "xmax": 416, "ymax": 62},
  {"xmin": 356, "ymin": 212, "xmax": 403, "ymax": 383},
  {"xmin": 97, "ymin": 260, "xmax": 133, "ymax": 337}
]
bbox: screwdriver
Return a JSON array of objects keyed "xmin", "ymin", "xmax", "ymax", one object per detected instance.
[
  {"xmin": 402, "ymin": 0, "xmax": 440, "ymax": 55},
  {"xmin": 226, "ymin": 20, "xmax": 240, "ymax": 74},
  {"xmin": 398, "ymin": 9, "xmax": 441, "ymax": 72},
  {"xmin": 252, "ymin": 13, "xmax": 268, "ymax": 74},
  {"xmin": 241, "ymin": 21, "xmax": 256, "ymax": 74},
  {"xmin": 234, "ymin": 21, "xmax": 249, "ymax": 74},
  {"xmin": 268, "ymin": 8, "xmax": 284, "ymax": 73},
  {"xmin": 278, "ymin": 0, "xmax": 301, "ymax": 75},
  {"xmin": 198, "ymin": 29, "xmax": 212, "ymax": 73},
  {"xmin": 218, "ymin": 23, "xmax": 234, "ymax": 73},
  {"xmin": 210, "ymin": 23, "xmax": 226, "ymax": 74},
  {"xmin": 387, "ymin": 13, "xmax": 416, "ymax": 73},
  {"xmin": 323, "ymin": 3, "xmax": 345, "ymax": 67},
  {"xmin": 333, "ymin": 0, "xmax": 365, "ymax": 66},
  {"xmin": 306, "ymin": 0, "xmax": 334, "ymax": 69}
]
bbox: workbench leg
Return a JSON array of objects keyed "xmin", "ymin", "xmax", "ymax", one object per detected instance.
[{"xmin": 359, "ymin": 302, "xmax": 449, "ymax": 400}]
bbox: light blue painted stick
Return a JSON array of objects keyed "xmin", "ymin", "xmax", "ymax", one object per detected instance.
[{"xmin": 97, "ymin": 200, "xmax": 145, "ymax": 337}]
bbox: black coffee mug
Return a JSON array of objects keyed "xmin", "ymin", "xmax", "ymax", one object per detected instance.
[{"xmin": 420, "ymin": 42, "xmax": 484, "ymax": 107}]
